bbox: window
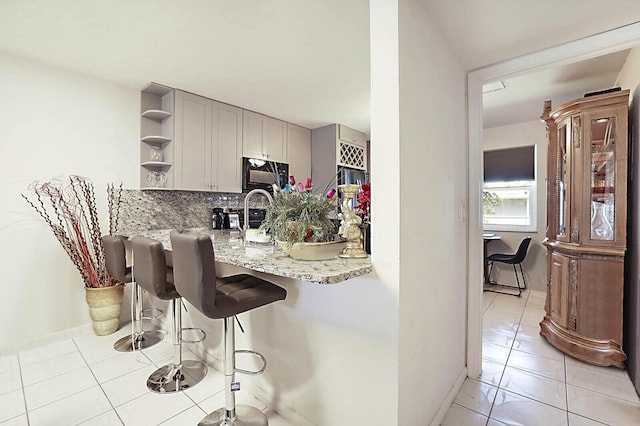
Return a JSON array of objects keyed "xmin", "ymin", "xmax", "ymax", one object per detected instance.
[{"xmin": 483, "ymin": 146, "xmax": 537, "ymax": 232}]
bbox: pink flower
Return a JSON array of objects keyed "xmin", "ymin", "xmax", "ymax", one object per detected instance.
[
  {"xmin": 326, "ymin": 188, "xmax": 336, "ymax": 199},
  {"xmin": 289, "ymin": 176, "xmax": 296, "ymax": 185},
  {"xmin": 297, "ymin": 182, "xmax": 306, "ymax": 193},
  {"xmin": 305, "ymin": 177, "xmax": 312, "ymax": 189}
]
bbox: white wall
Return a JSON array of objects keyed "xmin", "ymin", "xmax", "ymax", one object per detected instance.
[
  {"xmin": 396, "ymin": 2, "xmax": 468, "ymax": 424},
  {"xmin": 617, "ymin": 47, "xmax": 640, "ymax": 100},
  {"xmin": 483, "ymin": 121, "xmax": 548, "ymax": 291},
  {"xmin": 0, "ymin": 52, "xmax": 139, "ymax": 353}
]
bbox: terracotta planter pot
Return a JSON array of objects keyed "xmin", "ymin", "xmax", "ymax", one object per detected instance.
[{"xmin": 84, "ymin": 284, "xmax": 124, "ymax": 336}]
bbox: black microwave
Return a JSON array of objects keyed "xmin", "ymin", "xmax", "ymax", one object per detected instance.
[{"xmin": 242, "ymin": 157, "xmax": 289, "ymax": 193}]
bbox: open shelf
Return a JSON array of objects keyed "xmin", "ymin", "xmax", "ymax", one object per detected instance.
[
  {"xmin": 141, "ymin": 135, "xmax": 172, "ymax": 145},
  {"xmin": 141, "ymin": 161, "xmax": 171, "ymax": 168},
  {"xmin": 141, "ymin": 109, "xmax": 172, "ymax": 121}
]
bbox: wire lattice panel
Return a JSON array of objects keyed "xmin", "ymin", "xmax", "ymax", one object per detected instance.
[{"xmin": 338, "ymin": 142, "xmax": 366, "ymax": 169}]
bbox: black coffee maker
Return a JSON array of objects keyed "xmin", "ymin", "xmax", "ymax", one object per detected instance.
[{"xmin": 212, "ymin": 208, "xmax": 224, "ymax": 229}]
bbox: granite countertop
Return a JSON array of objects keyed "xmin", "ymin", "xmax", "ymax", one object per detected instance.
[{"xmin": 138, "ymin": 228, "xmax": 372, "ymax": 285}]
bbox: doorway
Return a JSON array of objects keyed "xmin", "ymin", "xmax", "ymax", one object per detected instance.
[{"xmin": 466, "ymin": 23, "xmax": 640, "ymax": 378}]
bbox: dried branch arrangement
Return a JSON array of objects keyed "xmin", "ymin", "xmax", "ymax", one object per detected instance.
[
  {"xmin": 107, "ymin": 182, "xmax": 123, "ymax": 236},
  {"xmin": 22, "ymin": 175, "xmax": 116, "ymax": 288}
]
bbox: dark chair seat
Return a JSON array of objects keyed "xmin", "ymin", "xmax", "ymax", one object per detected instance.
[
  {"xmin": 211, "ymin": 274, "xmax": 287, "ymax": 319},
  {"xmin": 487, "ymin": 253, "xmax": 519, "ymax": 264}
]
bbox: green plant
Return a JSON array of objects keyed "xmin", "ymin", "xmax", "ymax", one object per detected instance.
[
  {"xmin": 261, "ymin": 176, "xmax": 338, "ymax": 245},
  {"xmin": 483, "ymin": 191, "xmax": 501, "ymax": 217}
]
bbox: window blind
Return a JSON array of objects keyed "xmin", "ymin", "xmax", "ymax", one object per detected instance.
[{"xmin": 484, "ymin": 146, "xmax": 535, "ymax": 182}]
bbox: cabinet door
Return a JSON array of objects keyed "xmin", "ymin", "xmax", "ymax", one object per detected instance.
[
  {"xmin": 549, "ymin": 251, "xmax": 571, "ymax": 329},
  {"xmin": 243, "ymin": 110, "xmax": 266, "ymax": 160},
  {"xmin": 581, "ymin": 106, "xmax": 628, "ymax": 248},
  {"xmin": 212, "ymin": 102, "xmax": 243, "ymax": 192},
  {"xmin": 174, "ymin": 91, "xmax": 212, "ymax": 190},
  {"xmin": 242, "ymin": 111, "xmax": 288, "ymax": 162},
  {"xmin": 287, "ymin": 123, "xmax": 311, "ymax": 182},
  {"xmin": 265, "ymin": 116, "xmax": 287, "ymax": 163},
  {"xmin": 339, "ymin": 124, "xmax": 367, "ymax": 147}
]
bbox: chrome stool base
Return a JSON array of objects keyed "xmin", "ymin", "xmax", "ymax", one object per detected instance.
[
  {"xmin": 199, "ymin": 405, "xmax": 267, "ymax": 426},
  {"xmin": 147, "ymin": 360, "xmax": 207, "ymax": 393},
  {"xmin": 113, "ymin": 330, "xmax": 164, "ymax": 352}
]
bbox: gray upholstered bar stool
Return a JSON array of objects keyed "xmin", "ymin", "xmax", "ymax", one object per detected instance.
[
  {"xmin": 131, "ymin": 235, "xmax": 208, "ymax": 393},
  {"xmin": 103, "ymin": 235, "xmax": 164, "ymax": 352},
  {"xmin": 170, "ymin": 231, "xmax": 287, "ymax": 426}
]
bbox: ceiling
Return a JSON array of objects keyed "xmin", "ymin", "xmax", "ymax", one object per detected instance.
[
  {"xmin": 1, "ymin": 1, "xmax": 640, "ymax": 134},
  {"xmin": 482, "ymin": 50, "xmax": 631, "ymax": 128},
  {"xmin": 0, "ymin": 0, "xmax": 370, "ymax": 133}
]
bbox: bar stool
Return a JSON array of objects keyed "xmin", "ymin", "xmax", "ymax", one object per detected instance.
[
  {"xmin": 103, "ymin": 235, "xmax": 164, "ymax": 352},
  {"xmin": 170, "ymin": 230, "xmax": 287, "ymax": 426},
  {"xmin": 131, "ymin": 235, "xmax": 208, "ymax": 393}
]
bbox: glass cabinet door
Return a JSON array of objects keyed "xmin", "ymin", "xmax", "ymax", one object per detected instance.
[
  {"xmin": 556, "ymin": 120, "xmax": 571, "ymax": 241},
  {"xmin": 588, "ymin": 115, "xmax": 617, "ymax": 241}
]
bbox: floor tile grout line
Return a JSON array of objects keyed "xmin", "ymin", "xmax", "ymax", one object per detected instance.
[
  {"xmin": 486, "ymin": 289, "xmax": 530, "ymax": 423},
  {"xmin": 73, "ymin": 336, "xmax": 127, "ymax": 425},
  {"xmin": 446, "ymin": 402, "xmax": 490, "ymax": 423},
  {"xmin": 16, "ymin": 350, "xmax": 29, "ymax": 426},
  {"xmin": 16, "ymin": 339, "xmax": 78, "ymax": 369},
  {"xmin": 564, "ymin": 379, "xmax": 640, "ymax": 406},
  {"xmin": 19, "ymin": 351, "xmax": 89, "ymax": 389},
  {"xmin": 500, "ymin": 360, "xmax": 568, "ymax": 385},
  {"xmin": 564, "ymin": 353, "xmax": 570, "ymax": 426},
  {"xmin": 482, "ymin": 290, "xmax": 520, "ymax": 421}
]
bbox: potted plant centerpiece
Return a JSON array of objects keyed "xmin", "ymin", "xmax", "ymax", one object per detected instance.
[
  {"xmin": 22, "ymin": 175, "xmax": 125, "ymax": 335},
  {"xmin": 261, "ymin": 176, "xmax": 346, "ymax": 260}
]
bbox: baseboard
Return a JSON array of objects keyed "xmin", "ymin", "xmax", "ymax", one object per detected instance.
[
  {"xmin": 198, "ymin": 349, "xmax": 316, "ymax": 426},
  {"xmin": 429, "ymin": 367, "xmax": 468, "ymax": 426}
]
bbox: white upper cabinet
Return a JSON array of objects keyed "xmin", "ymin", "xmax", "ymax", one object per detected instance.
[
  {"xmin": 212, "ymin": 102, "xmax": 243, "ymax": 192},
  {"xmin": 173, "ymin": 90, "xmax": 242, "ymax": 192},
  {"xmin": 287, "ymin": 123, "xmax": 311, "ymax": 182},
  {"xmin": 243, "ymin": 110, "xmax": 288, "ymax": 163},
  {"xmin": 174, "ymin": 91, "xmax": 212, "ymax": 190},
  {"xmin": 338, "ymin": 124, "xmax": 367, "ymax": 147}
]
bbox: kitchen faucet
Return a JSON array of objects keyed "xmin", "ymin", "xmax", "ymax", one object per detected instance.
[{"xmin": 243, "ymin": 188, "xmax": 273, "ymax": 233}]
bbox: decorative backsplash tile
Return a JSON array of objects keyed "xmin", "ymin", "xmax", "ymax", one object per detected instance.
[{"xmin": 114, "ymin": 189, "xmax": 271, "ymax": 234}]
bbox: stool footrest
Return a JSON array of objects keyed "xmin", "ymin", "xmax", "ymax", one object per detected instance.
[
  {"xmin": 141, "ymin": 307, "xmax": 164, "ymax": 320},
  {"xmin": 234, "ymin": 350, "xmax": 266, "ymax": 376},
  {"xmin": 181, "ymin": 327, "xmax": 206, "ymax": 344}
]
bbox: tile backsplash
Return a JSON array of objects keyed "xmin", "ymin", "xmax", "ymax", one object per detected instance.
[{"xmin": 114, "ymin": 189, "xmax": 269, "ymax": 235}]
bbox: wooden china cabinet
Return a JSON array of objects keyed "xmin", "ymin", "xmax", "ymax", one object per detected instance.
[{"xmin": 540, "ymin": 89, "xmax": 629, "ymax": 368}]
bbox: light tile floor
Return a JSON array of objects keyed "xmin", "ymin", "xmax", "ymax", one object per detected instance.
[
  {"xmin": 0, "ymin": 325, "xmax": 293, "ymax": 425},
  {"xmin": 5, "ymin": 290, "xmax": 640, "ymax": 425},
  {"xmin": 441, "ymin": 289, "xmax": 640, "ymax": 426}
]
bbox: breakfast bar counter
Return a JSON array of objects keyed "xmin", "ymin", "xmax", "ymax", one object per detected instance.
[{"xmin": 135, "ymin": 228, "xmax": 372, "ymax": 284}]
